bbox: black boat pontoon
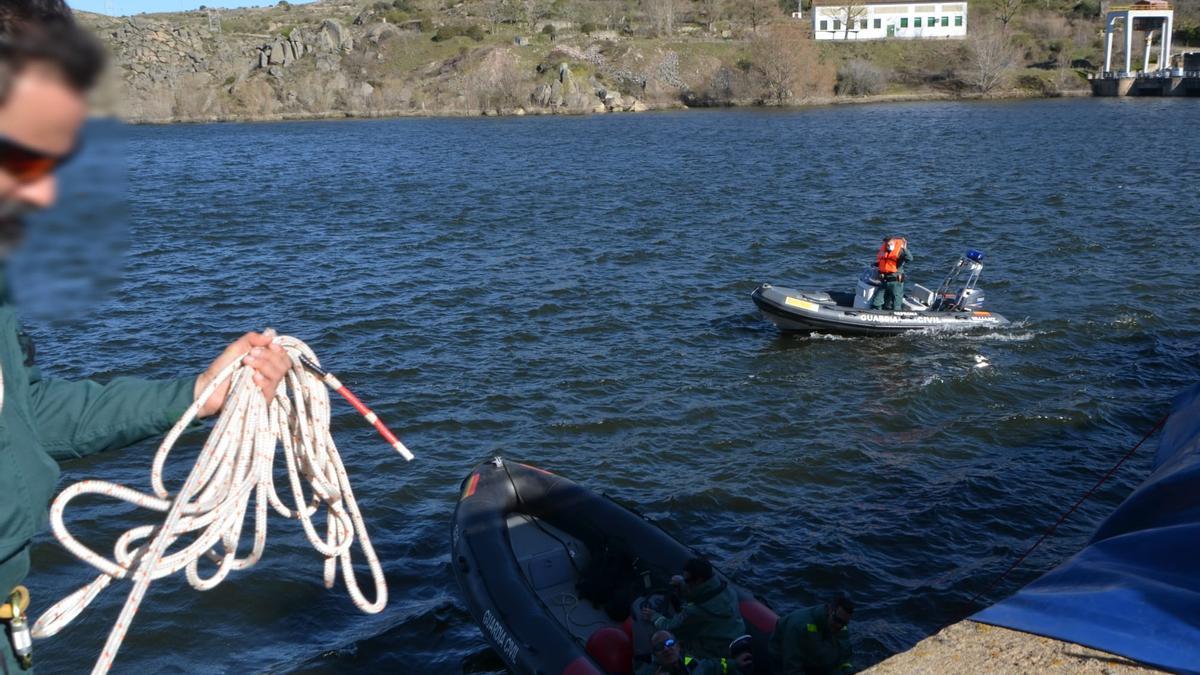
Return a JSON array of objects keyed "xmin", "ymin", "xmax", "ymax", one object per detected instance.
[{"xmin": 451, "ymin": 458, "xmax": 779, "ymax": 674}]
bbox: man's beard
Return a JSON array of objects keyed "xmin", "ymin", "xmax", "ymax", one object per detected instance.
[{"xmin": 0, "ymin": 199, "xmax": 32, "ymax": 258}]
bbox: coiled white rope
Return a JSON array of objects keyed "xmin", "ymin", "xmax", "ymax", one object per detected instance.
[{"xmin": 26, "ymin": 336, "xmax": 408, "ymax": 674}]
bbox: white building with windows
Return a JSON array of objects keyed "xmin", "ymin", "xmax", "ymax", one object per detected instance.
[{"xmin": 812, "ymin": 0, "xmax": 969, "ymax": 40}]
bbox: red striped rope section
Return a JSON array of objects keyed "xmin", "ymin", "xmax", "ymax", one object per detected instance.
[{"xmin": 298, "ymin": 355, "xmax": 414, "ymax": 461}]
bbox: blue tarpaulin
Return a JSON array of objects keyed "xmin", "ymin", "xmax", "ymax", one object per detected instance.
[{"xmin": 974, "ymin": 382, "xmax": 1200, "ymax": 673}]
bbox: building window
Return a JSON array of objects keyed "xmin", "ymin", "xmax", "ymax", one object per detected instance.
[
  {"xmin": 859, "ymin": 19, "xmax": 867, "ymax": 29},
  {"xmin": 820, "ymin": 19, "xmax": 828, "ymax": 30},
  {"xmin": 833, "ymin": 19, "xmax": 841, "ymax": 29},
  {"xmin": 874, "ymin": 18, "xmax": 881, "ymax": 28},
  {"xmin": 955, "ymin": 15, "xmax": 963, "ymax": 26},
  {"xmin": 914, "ymin": 17, "xmax": 922, "ymax": 27},
  {"xmin": 941, "ymin": 16, "xmax": 949, "ymax": 26},
  {"xmin": 900, "ymin": 17, "xmax": 908, "ymax": 27}
]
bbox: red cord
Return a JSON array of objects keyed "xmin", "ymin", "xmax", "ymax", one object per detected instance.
[{"xmin": 963, "ymin": 412, "xmax": 1169, "ymax": 611}]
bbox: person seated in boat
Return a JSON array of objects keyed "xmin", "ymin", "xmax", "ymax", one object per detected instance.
[
  {"xmin": 727, "ymin": 634, "xmax": 755, "ymax": 673},
  {"xmin": 870, "ymin": 236, "xmax": 913, "ymax": 312},
  {"xmin": 638, "ymin": 630, "xmax": 744, "ymax": 675},
  {"xmin": 639, "ymin": 557, "xmax": 746, "ymax": 659},
  {"xmin": 769, "ymin": 596, "xmax": 855, "ymax": 674}
]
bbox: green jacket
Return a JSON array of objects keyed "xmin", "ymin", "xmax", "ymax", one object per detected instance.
[
  {"xmin": 0, "ymin": 285, "xmax": 195, "ymax": 613},
  {"xmin": 769, "ymin": 605, "xmax": 853, "ymax": 675},
  {"xmin": 650, "ymin": 576, "xmax": 746, "ymax": 659},
  {"xmin": 897, "ymin": 247, "xmax": 913, "ymax": 277}
]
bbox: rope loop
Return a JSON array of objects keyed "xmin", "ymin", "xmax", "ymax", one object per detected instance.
[{"xmin": 30, "ymin": 336, "xmax": 405, "ymax": 675}]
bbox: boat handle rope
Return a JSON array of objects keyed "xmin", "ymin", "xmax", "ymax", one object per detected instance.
[{"xmin": 21, "ymin": 335, "xmax": 412, "ymax": 675}]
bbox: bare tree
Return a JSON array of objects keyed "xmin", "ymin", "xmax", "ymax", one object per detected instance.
[
  {"xmin": 963, "ymin": 27, "xmax": 1020, "ymax": 92},
  {"xmin": 524, "ymin": 0, "xmax": 551, "ymax": 25},
  {"xmin": 699, "ymin": 0, "xmax": 725, "ymax": 32},
  {"xmin": 644, "ymin": 0, "xmax": 677, "ymax": 35},
  {"xmin": 748, "ymin": 23, "xmax": 829, "ymax": 102},
  {"xmin": 588, "ymin": 0, "xmax": 626, "ymax": 31},
  {"xmin": 500, "ymin": 0, "xmax": 527, "ymax": 26},
  {"xmin": 481, "ymin": 0, "xmax": 507, "ymax": 34},
  {"xmin": 840, "ymin": 2, "xmax": 868, "ymax": 39},
  {"xmin": 560, "ymin": 0, "xmax": 603, "ymax": 27},
  {"xmin": 993, "ymin": 0, "xmax": 1023, "ymax": 34},
  {"xmin": 733, "ymin": 0, "xmax": 779, "ymax": 33}
]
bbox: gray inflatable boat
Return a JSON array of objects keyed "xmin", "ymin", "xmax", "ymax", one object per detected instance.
[{"xmin": 752, "ymin": 250, "xmax": 1009, "ymax": 336}]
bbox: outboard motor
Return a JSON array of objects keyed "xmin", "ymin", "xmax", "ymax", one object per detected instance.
[
  {"xmin": 956, "ymin": 287, "xmax": 987, "ymax": 310},
  {"xmin": 854, "ymin": 266, "xmax": 882, "ymax": 309}
]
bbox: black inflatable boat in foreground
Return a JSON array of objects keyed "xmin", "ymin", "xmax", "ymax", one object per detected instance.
[
  {"xmin": 753, "ymin": 249, "xmax": 1009, "ymax": 336},
  {"xmin": 451, "ymin": 458, "xmax": 778, "ymax": 675}
]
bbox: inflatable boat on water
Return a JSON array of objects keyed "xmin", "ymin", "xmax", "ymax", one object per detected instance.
[
  {"xmin": 451, "ymin": 458, "xmax": 778, "ymax": 674},
  {"xmin": 752, "ymin": 249, "xmax": 1009, "ymax": 336}
]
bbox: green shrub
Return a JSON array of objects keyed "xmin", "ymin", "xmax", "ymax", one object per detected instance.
[
  {"xmin": 1174, "ymin": 24, "xmax": 1200, "ymax": 46},
  {"xmin": 1016, "ymin": 73, "xmax": 1053, "ymax": 94},
  {"xmin": 433, "ymin": 24, "xmax": 485, "ymax": 42},
  {"xmin": 581, "ymin": 21, "xmax": 597, "ymax": 34},
  {"xmin": 1072, "ymin": 0, "xmax": 1100, "ymax": 17},
  {"xmin": 542, "ymin": 24, "xmax": 556, "ymax": 36},
  {"xmin": 392, "ymin": 0, "xmax": 412, "ymax": 8},
  {"xmin": 432, "ymin": 25, "xmax": 462, "ymax": 41}
]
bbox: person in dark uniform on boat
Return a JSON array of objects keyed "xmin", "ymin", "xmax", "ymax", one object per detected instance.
[
  {"xmin": 0, "ymin": 2, "xmax": 291, "ymax": 670},
  {"xmin": 870, "ymin": 236, "xmax": 912, "ymax": 311},
  {"xmin": 639, "ymin": 557, "xmax": 746, "ymax": 659},
  {"xmin": 638, "ymin": 630, "xmax": 746, "ymax": 675},
  {"xmin": 769, "ymin": 596, "xmax": 855, "ymax": 674}
]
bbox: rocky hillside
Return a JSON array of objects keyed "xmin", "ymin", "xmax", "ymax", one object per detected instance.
[
  {"xmin": 83, "ymin": 1, "xmax": 742, "ymax": 122},
  {"xmin": 82, "ymin": 0, "xmax": 1198, "ymax": 123}
]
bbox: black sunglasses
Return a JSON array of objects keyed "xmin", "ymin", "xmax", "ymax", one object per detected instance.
[{"xmin": 0, "ymin": 136, "xmax": 79, "ymax": 184}]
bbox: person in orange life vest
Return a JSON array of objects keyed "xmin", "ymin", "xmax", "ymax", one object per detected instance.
[{"xmin": 870, "ymin": 237, "xmax": 913, "ymax": 311}]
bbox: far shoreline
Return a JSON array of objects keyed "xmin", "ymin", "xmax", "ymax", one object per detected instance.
[{"xmin": 113, "ymin": 87, "xmax": 1094, "ymax": 125}]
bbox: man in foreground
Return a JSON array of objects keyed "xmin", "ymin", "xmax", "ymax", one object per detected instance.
[
  {"xmin": 0, "ymin": 1, "xmax": 290, "ymax": 670},
  {"xmin": 640, "ymin": 557, "xmax": 746, "ymax": 659},
  {"xmin": 769, "ymin": 596, "xmax": 855, "ymax": 674}
]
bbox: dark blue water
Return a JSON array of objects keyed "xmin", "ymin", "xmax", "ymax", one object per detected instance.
[{"xmin": 17, "ymin": 98, "xmax": 1200, "ymax": 673}]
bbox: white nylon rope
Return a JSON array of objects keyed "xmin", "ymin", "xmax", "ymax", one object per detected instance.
[{"xmin": 22, "ymin": 336, "xmax": 400, "ymax": 675}]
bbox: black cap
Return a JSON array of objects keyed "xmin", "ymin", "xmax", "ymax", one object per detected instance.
[{"xmin": 729, "ymin": 635, "xmax": 753, "ymax": 657}]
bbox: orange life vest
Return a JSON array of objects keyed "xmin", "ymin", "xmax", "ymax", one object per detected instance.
[{"xmin": 877, "ymin": 237, "xmax": 907, "ymax": 275}]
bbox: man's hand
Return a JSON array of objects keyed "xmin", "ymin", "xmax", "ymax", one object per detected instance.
[{"xmin": 194, "ymin": 331, "xmax": 292, "ymax": 418}]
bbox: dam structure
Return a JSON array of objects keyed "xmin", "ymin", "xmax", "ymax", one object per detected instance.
[{"xmin": 1089, "ymin": 0, "xmax": 1200, "ymax": 96}]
